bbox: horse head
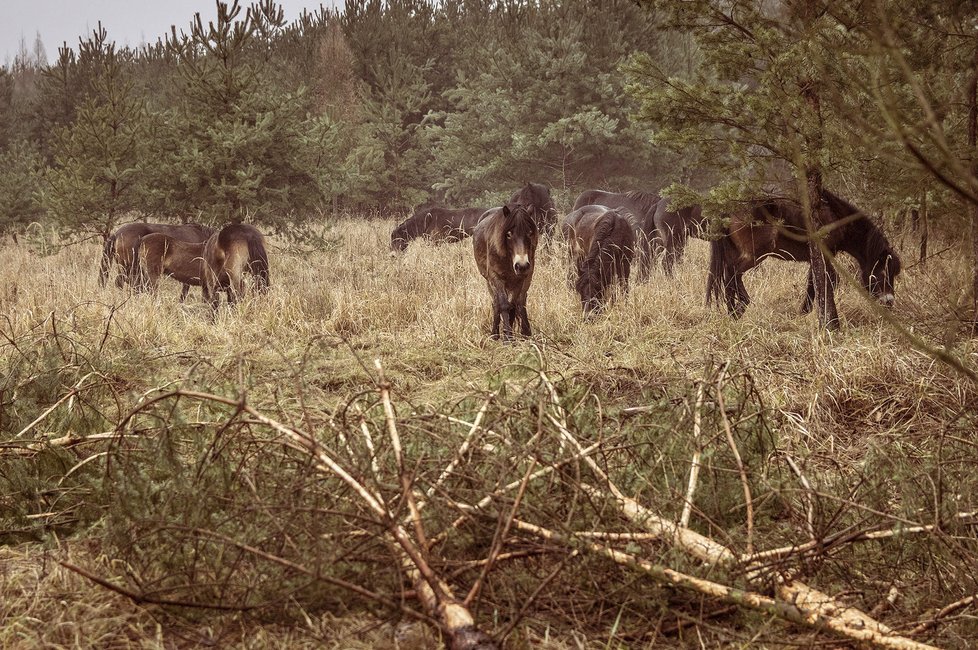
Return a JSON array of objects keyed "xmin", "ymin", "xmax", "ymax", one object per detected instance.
[
  {"xmin": 500, "ymin": 203, "xmax": 538, "ymax": 277},
  {"xmin": 861, "ymin": 233, "xmax": 902, "ymax": 307},
  {"xmin": 390, "ymin": 223, "xmax": 409, "ymax": 253}
]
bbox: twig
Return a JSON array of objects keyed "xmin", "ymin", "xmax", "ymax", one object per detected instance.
[
  {"xmin": 14, "ymin": 373, "xmax": 94, "ymax": 438},
  {"xmin": 463, "ymin": 456, "xmax": 537, "ymax": 607},
  {"xmin": 680, "ymin": 381, "xmax": 706, "ymax": 529},
  {"xmin": 59, "ymin": 560, "xmax": 256, "ymax": 611},
  {"xmin": 741, "ymin": 510, "xmax": 978, "ymax": 569},
  {"xmin": 909, "ymin": 595, "xmax": 976, "ymax": 635},
  {"xmin": 716, "ymin": 364, "xmax": 754, "ymax": 555},
  {"xmin": 495, "ymin": 549, "xmax": 579, "ymax": 643},
  {"xmin": 463, "ymin": 514, "xmax": 937, "ymax": 650},
  {"xmin": 427, "ymin": 395, "xmax": 494, "ymax": 500},
  {"xmin": 783, "ymin": 453, "xmax": 817, "ymax": 542}
]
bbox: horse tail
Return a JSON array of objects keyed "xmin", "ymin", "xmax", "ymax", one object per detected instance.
[
  {"xmin": 130, "ymin": 237, "xmax": 144, "ymax": 291},
  {"xmin": 98, "ymin": 233, "xmax": 116, "ymax": 287},
  {"xmin": 248, "ymin": 233, "xmax": 270, "ymax": 293},
  {"xmin": 706, "ymin": 236, "xmax": 732, "ymax": 306}
]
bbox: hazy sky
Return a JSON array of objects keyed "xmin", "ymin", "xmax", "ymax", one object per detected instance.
[{"xmin": 2, "ymin": 1, "xmax": 339, "ymax": 65}]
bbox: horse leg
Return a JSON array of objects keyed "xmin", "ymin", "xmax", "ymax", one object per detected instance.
[
  {"xmin": 661, "ymin": 226, "xmax": 677, "ymax": 277},
  {"xmin": 498, "ymin": 297, "xmax": 514, "ymax": 341},
  {"xmin": 801, "ymin": 267, "xmax": 815, "ymax": 314},
  {"xmin": 672, "ymin": 227, "xmax": 688, "ymax": 272},
  {"xmin": 618, "ymin": 255, "xmax": 631, "ymax": 294},
  {"xmin": 179, "ymin": 284, "xmax": 190, "ymax": 303},
  {"xmin": 517, "ymin": 300, "xmax": 531, "ymax": 337},
  {"xmin": 809, "ymin": 248, "xmax": 839, "ymax": 329},
  {"xmin": 725, "ymin": 269, "xmax": 749, "ymax": 318},
  {"xmin": 735, "ymin": 272, "xmax": 750, "ymax": 316}
]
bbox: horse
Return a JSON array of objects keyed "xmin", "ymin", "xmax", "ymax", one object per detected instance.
[
  {"xmin": 650, "ymin": 198, "xmax": 706, "ymax": 276},
  {"xmin": 100, "ymin": 222, "xmax": 213, "ymax": 291},
  {"xmin": 137, "ymin": 234, "xmax": 207, "ymax": 301},
  {"xmin": 202, "ymin": 224, "xmax": 270, "ymax": 309},
  {"xmin": 562, "ymin": 205, "xmax": 636, "ymax": 317},
  {"xmin": 473, "ymin": 204, "xmax": 539, "ymax": 340},
  {"xmin": 706, "ymin": 190, "xmax": 902, "ymax": 324},
  {"xmin": 391, "ymin": 205, "xmax": 489, "ymax": 252},
  {"xmin": 510, "ymin": 182, "xmax": 558, "ymax": 237},
  {"xmin": 572, "ymin": 190, "xmax": 661, "ymax": 279}
]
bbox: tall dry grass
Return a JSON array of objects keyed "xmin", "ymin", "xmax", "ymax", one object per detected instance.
[{"xmin": 2, "ymin": 218, "xmax": 977, "ymax": 648}]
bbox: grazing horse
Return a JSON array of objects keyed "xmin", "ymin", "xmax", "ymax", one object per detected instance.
[
  {"xmin": 473, "ymin": 204, "xmax": 539, "ymax": 340},
  {"xmin": 572, "ymin": 190, "xmax": 661, "ymax": 279},
  {"xmin": 202, "ymin": 224, "xmax": 270, "ymax": 309},
  {"xmin": 562, "ymin": 205, "xmax": 636, "ymax": 317},
  {"xmin": 510, "ymin": 182, "xmax": 558, "ymax": 237},
  {"xmin": 391, "ymin": 205, "xmax": 489, "ymax": 252},
  {"xmin": 137, "ymin": 234, "xmax": 206, "ymax": 301},
  {"xmin": 706, "ymin": 190, "xmax": 902, "ymax": 322},
  {"xmin": 100, "ymin": 222, "xmax": 213, "ymax": 290},
  {"xmin": 650, "ymin": 198, "xmax": 706, "ymax": 276}
]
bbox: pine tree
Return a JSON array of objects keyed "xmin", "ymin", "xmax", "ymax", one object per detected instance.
[
  {"xmin": 627, "ymin": 1, "xmax": 875, "ymax": 327},
  {"xmin": 0, "ymin": 140, "xmax": 45, "ymax": 239},
  {"xmin": 426, "ymin": 1, "xmax": 664, "ymax": 204},
  {"xmin": 40, "ymin": 25, "xmax": 148, "ymax": 238},
  {"xmin": 152, "ymin": 0, "xmax": 321, "ymax": 229}
]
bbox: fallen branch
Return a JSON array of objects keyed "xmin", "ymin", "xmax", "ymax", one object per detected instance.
[
  {"xmin": 909, "ymin": 594, "xmax": 975, "ymax": 635},
  {"xmin": 482, "ymin": 514, "xmax": 938, "ymax": 650},
  {"xmin": 679, "ymin": 381, "xmax": 706, "ymax": 529}
]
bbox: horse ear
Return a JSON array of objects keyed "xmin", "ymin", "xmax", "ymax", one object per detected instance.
[{"xmin": 502, "ymin": 205, "xmax": 511, "ymax": 218}]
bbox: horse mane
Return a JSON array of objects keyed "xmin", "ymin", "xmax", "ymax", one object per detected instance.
[
  {"xmin": 821, "ymin": 189, "xmax": 898, "ymax": 265},
  {"xmin": 586, "ymin": 209, "xmax": 620, "ymax": 263}
]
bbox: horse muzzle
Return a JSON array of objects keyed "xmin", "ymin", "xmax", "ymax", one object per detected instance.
[
  {"xmin": 512, "ymin": 254, "xmax": 531, "ymax": 276},
  {"xmin": 879, "ymin": 293, "xmax": 895, "ymax": 307}
]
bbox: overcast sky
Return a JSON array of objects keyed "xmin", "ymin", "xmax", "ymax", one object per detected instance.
[{"xmin": 2, "ymin": 1, "xmax": 339, "ymax": 65}]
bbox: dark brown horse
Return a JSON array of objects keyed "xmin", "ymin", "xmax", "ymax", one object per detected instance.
[
  {"xmin": 473, "ymin": 204, "xmax": 539, "ymax": 340},
  {"xmin": 100, "ymin": 222, "xmax": 213, "ymax": 290},
  {"xmin": 510, "ymin": 183, "xmax": 558, "ymax": 237},
  {"xmin": 391, "ymin": 205, "xmax": 489, "ymax": 252},
  {"xmin": 706, "ymin": 190, "xmax": 902, "ymax": 323},
  {"xmin": 650, "ymin": 198, "xmax": 706, "ymax": 276},
  {"xmin": 562, "ymin": 205, "xmax": 636, "ymax": 317},
  {"xmin": 203, "ymin": 224, "xmax": 270, "ymax": 309},
  {"xmin": 137, "ymin": 234, "xmax": 206, "ymax": 301},
  {"xmin": 572, "ymin": 190, "xmax": 661, "ymax": 279}
]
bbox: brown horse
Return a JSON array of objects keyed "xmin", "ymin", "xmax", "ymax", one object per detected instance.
[
  {"xmin": 100, "ymin": 222, "xmax": 213, "ymax": 290},
  {"xmin": 650, "ymin": 198, "xmax": 706, "ymax": 276},
  {"xmin": 572, "ymin": 190, "xmax": 661, "ymax": 279},
  {"xmin": 202, "ymin": 224, "xmax": 270, "ymax": 309},
  {"xmin": 706, "ymin": 190, "xmax": 902, "ymax": 324},
  {"xmin": 562, "ymin": 205, "xmax": 636, "ymax": 317},
  {"xmin": 137, "ymin": 234, "xmax": 206, "ymax": 301},
  {"xmin": 391, "ymin": 205, "xmax": 489, "ymax": 252},
  {"xmin": 510, "ymin": 182, "xmax": 558, "ymax": 237},
  {"xmin": 473, "ymin": 204, "xmax": 539, "ymax": 340}
]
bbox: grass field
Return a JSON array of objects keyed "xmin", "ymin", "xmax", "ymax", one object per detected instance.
[{"xmin": 2, "ymin": 218, "xmax": 977, "ymax": 648}]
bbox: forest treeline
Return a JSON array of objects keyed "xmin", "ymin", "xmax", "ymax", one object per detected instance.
[
  {"xmin": 0, "ymin": 0, "xmax": 669, "ymax": 237},
  {"xmin": 0, "ymin": 0, "xmax": 976, "ymax": 258}
]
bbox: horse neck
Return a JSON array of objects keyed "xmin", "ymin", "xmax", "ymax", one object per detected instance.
[{"xmin": 840, "ymin": 216, "xmax": 885, "ymax": 270}]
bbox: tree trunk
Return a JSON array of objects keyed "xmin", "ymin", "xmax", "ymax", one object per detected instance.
[
  {"xmin": 802, "ymin": 82, "xmax": 838, "ymax": 330},
  {"xmin": 919, "ymin": 192, "xmax": 928, "ymax": 266},
  {"xmin": 969, "ymin": 38, "xmax": 978, "ymax": 331}
]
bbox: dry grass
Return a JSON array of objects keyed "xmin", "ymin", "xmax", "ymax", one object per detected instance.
[{"xmin": 2, "ymin": 218, "xmax": 977, "ymax": 648}]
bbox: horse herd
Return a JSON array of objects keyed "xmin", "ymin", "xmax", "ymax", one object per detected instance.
[
  {"xmin": 391, "ymin": 182, "xmax": 902, "ymax": 338},
  {"xmin": 97, "ymin": 181, "xmax": 902, "ymax": 337},
  {"xmin": 98, "ymin": 221, "xmax": 269, "ymax": 310}
]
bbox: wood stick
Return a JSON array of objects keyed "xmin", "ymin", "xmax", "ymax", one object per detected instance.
[
  {"xmin": 679, "ymin": 381, "xmax": 706, "ymax": 528},
  {"xmin": 716, "ymin": 365, "xmax": 754, "ymax": 555}
]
